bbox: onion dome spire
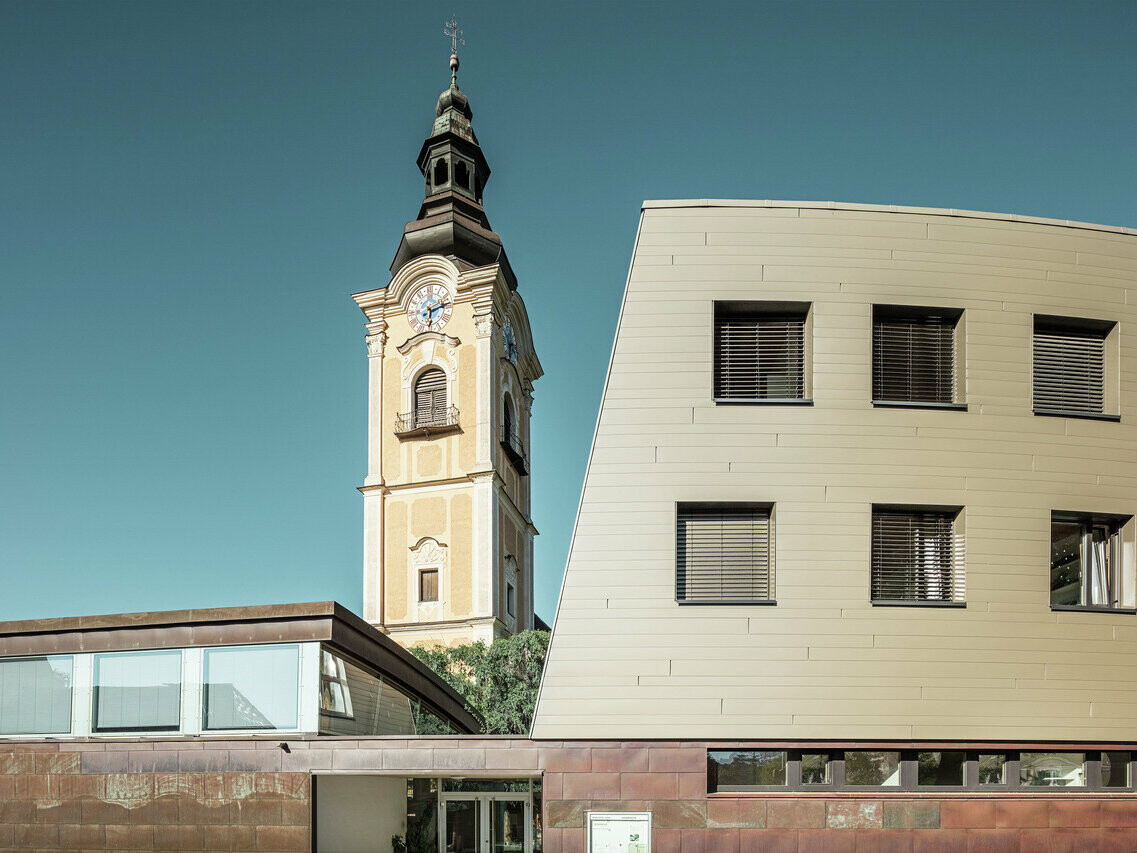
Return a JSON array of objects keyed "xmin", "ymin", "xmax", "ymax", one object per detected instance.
[{"xmin": 389, "ymin": 21, "xmax": 516, "ymax": 290}]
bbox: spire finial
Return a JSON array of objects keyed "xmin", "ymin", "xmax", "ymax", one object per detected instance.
[{"xmin": 444, "ymin": 17, "xmax": 464, "ymax": 87}]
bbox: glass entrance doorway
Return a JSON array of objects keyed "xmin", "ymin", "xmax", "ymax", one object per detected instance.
[{"xmin": 440, "ymin": 793, "xmax": 531, "ymax": 853}]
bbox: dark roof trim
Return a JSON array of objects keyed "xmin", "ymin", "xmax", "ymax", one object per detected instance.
[{"xmin": 0, "ymin": 601, "xmax": 480, "ymax": 735}]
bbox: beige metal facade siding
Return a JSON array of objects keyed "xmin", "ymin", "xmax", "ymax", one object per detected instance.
[{"xmin": 532, "ymin": 201, "xmax": 1137, "ymax": 740}]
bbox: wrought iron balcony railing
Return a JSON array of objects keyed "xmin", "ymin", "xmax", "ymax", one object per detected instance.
[
  {"xmin": 394, "ymin": 406, "xmax": 460, "ymax": 438},
  {"xmin": 500, "ymin": 427, "xmax": 529, "ymax": 476}
]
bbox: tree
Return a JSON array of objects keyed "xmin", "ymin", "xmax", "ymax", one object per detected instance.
[{"xmin": 410, "ymin": 630, "xmax": 549, "ymax": 735}]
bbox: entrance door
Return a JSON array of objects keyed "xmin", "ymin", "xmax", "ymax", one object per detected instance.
[{"xmin": 440, "ymin": 794, "xmax": 531, "ymax": 853}]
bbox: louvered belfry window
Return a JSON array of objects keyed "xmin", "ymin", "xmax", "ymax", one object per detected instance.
[
  {"xmin": 1033, "ymin": 316, "xmax": 1110, "ymax": 416},
  {"xmin": 871, "ymin": 507, "xmax": 964, "ymax": 604},
  {"xmin": 714, "ymin": 303, "xmax": 807, "ymax": 400},
  {"xmin": 872, "ymin": 307, "xmax": 959, "ymax": 404},
  {"xmin": 413, "ymin": 368, "xmax": 448, "ymax": 428},
  {"xmin": 677, "ymin": 504, "xmax": 773, "ymax": 603}
]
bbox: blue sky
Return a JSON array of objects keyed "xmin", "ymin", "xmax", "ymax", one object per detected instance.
[{"xmin": 1, "ymin": 0, "xmax": 1135, "ymax": 625}]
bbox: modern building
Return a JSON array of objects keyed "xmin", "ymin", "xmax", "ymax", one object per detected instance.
[{"xmin": 352, "ymin": 50, "xmax": 542, "ymax": 648}]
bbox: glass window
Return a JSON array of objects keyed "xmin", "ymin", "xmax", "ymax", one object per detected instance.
[
  {"xmin": 0, "ymin": 656, "xmax": 73, "ymax": 735},
  {"xmin": 1021, "ymin": 752, "xmax": 1086, "ymax": 787},
  {"xmin": 1051, "ymin": 513, "xmax": 1128, "ymax": 609},
  {"xmin": 872, "ymin": 305, "xmax": 961, "ymax": 405},
  {"xmin": 1033, "ymin": 315, "xmax": 1110, "ymax": 416},
  {"xmin": 801, "ymin": 753, "xmax": 830, "ymax": 784},
  {"xmin": 93, "ymin": 650, "xmax": 181, "ymax": 732},
  {"xmin": 707, "ymin": 750, "xmax": 786, "ymax": 790},
  {"xmin": 714, "ymin": 301, "xmax": 809, "ymax": 401},
  {"xmin": 677, "ymin": 503, "xmax": 773, "ymax": 603},
  {"xmin": 1103, "ymin": 752, "xmax": 1130, "ymax": 788},
  {"xmin": 844, "ymin": 751, "xmax": 901, "ymax": 786},
  {"xmin": 979, "ymin": 754, "xmax": 1006, "ymax": 785},
  {"xmin": 203, "ymin": 644, "xmax": 299, "ymax": 731},
  {"xmin": 918, "ymin": 751, "xmax": 965, "ymax": 786},
  {"xmin": 319, "ymin": 648, "xmax": 416, "ymax": 737},
  {"xmin": 872, "ymin": 506, "xmax": 963, "ymax": 604}
]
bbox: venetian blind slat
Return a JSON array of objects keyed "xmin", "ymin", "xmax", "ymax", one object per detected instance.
[
  {"xmin": 677, "ymin": 506, "xmax": 772, "ymax": 602},
  {"xmin": 1033, "ymin": 327, "xmax": 1105, "ymax": 415},
  {"xmin": 714, "ymin": 313, "xmax": 806, "ymax": 400},
  {"xmin": 871, "ymin": 509, "xmax": 964, "ymax": 603},
  {"xmin": 872, "ymin": 317, "xmax": 955, "ymax": 404}
]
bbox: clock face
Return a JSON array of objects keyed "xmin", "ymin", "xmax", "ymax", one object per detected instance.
[
  {"xmin": 407, "ymin": 284, "xmax": 453, "ymax": 333},
  {"xmin": 503, "ymin": 317, "xmax": 518, "ymax": 362}
]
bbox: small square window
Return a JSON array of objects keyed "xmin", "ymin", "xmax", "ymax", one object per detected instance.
[
  {"xmin": 677, "ymin": 503, "xmax": 773, "ymax": 603},
  {"xmin": 1051, "ymin": 512, "xmax": 1132, "ymax": 610},
  {"xmin": 1033, "ymin": 315, "xmax": 1115, "ymax": 418},
  {"xmin": 1103, "ymin": 752, "xmax": 1131, "ymax": 788},
  {"xmin": 978, "ymin": 754, "xmax": 1006, "ymax": 785},
  {"xmin": 801, "ymin": 753, "xmax": 830, "ymax": 785},
  {"xmin": 871, "ymin": 505, "xmax": 964, "ymax": 604},
  {"xmin": 714, "ymin": 302, "xmax": 810, "ymax": 402},
  {"xmin": 419, "ymin": 569, "xmax": 439, "ymax": 603},
  {"xmin": 917, "ymin": 751, "xmax": 965, "ymax": 786},
  {"xmin": 873, "ymin": 305, "xmax": 962, "ymax": 406}
]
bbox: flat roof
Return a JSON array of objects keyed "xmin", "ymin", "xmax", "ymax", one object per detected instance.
[
  {"xmin": 0, "ymin": 601, "xmax": 480, "ymax": 734},
  {"xmin": 641, "ymin": 199, "xmax": 1137, "ymax": 238}
]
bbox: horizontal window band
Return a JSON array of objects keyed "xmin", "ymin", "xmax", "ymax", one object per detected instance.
[
  {"xmin": 677, "ymin": 599, "xmax": 778, "ymax": 606},
  {"xmin": 1051, "ymin": 605, "xmax": 1137, "ymax": 615},
  {"xmin": 713, "ymin": 398, "xmax": 814, "ymax": 406},
  {"xmin": 870, "ymin": 599, "xmax": 967, "ymax": 608},
  {"xmin": 1033, "ymin": 409, "xmax": 1120, "ymax": 422},
  {"xmin": 871, "ymin": 400, "xmax": 968, "ymax": 411}
]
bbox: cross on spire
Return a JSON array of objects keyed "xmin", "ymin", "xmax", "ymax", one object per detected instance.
[
  {"xmin": 443, "ymin": 17, "xmax": 465, "ymax": 86},
  {"xmin": 444, "ymin": 17, "xmax": 464, "ymax": 57}
]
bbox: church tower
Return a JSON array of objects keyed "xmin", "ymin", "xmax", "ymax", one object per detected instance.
[{"xmin": 352, "ymin": 46, "xmax": 542, "ymax": 648}]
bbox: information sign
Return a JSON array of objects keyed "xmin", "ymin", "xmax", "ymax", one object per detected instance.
[{"xmin": 586, "ymin": 811, "xmax": 652, "ymax": 853}]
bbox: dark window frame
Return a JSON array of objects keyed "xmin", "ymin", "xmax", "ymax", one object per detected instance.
[
  {"xmin": 1032, "ymin": 314, "xmax": 1115, "ymax": 420},
  {"xmin": 871, "ymin": 304, "xmax": 964, "ymax": 410},
  {"xmin": 676, "ymin": 502, "xmax": 775, "ymax": 606},
  {"xmin": 1050, "ymin": 511, "xmax": 1132, "ymax": 613},
  {"xmin": 871, "ymin": 504, "xmax": 965, "ymax": 607},
  {"xmin": 713, "ymin": 301, "xmax": 811, "ymax": 404}
]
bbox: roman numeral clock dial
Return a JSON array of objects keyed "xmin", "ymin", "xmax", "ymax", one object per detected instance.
[{"xmin": 406, "ymin": 284, "xmax": 453, "ymax": 333}]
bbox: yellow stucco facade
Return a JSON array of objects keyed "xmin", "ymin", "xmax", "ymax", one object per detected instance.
[{"xmin": 353, "ymin": 255, "xmax": 541, "ymax": 648}]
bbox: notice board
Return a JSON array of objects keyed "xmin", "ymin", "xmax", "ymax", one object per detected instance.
[{"xmin": 586, "ymin": 811, "xmax": 652, "ymax": 853}]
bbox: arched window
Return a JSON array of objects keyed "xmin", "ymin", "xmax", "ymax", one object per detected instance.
[
  {"xmin": 503, "ymin": 395, "xmax": 513, "ymax": 441},
  {"xmin": 433, "ymin": 158, "xmax": 448, "ymax": 187},
  {"xmin": 414, "ymin": 369, "xmax": 447, "ymax": 428},
  {"xmin": 454, "ymin": 160, "xmax": 470, "ymax": 190}
]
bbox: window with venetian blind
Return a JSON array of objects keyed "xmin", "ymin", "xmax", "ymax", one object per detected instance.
[
  {"xmin": 1033, "ymin": 316, "xmax": 1113, "ymax": 417},
  {"xmin": 871, "ymin": 506, "xmax": 965, "ymax": 605},
  {"xmin": 872, "ymin": 306, "xmax": 961, "ymax": 406},
  {"xmin": 676, "ymin": 503, "xmax": 773, "ymax": 603},
  {"xmin": 714, "ymin": 302, "xmax": 809, "ymax": 401},
  {"xmin": 413, "ymin": 368, "xmax": 448, "ymax": 428}
]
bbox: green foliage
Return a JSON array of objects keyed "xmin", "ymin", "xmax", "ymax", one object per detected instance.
[{"xmin": 411, "ymin": 630, "xmax": 550, "ymax": 735}]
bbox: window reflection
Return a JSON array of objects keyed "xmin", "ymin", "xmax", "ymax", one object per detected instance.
[
  {"xmin": 203, "ymin": 645, "xmax": 299, "ymax": 730},
  {"xmin": 1021, "ymin": 753, "xmax": 1085, "ymax": 787}
]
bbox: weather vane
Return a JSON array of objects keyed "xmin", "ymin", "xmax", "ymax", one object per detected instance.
[{"xmin": 444, "ymin": 17, "xmax": 465, "ymax": 86}]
